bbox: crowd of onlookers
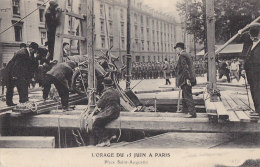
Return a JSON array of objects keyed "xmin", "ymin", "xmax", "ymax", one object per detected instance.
[{"xmin": 217, "ymin": 58, "xmax": 244, "ymax": 83}]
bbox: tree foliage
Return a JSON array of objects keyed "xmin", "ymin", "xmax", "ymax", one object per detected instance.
[{"xmin": 176, "ymin": 0, "xmax": 260, "ymax": 44}]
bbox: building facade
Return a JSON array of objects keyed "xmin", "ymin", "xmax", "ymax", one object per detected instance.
[{"xmin": 0, "ymin": 0, "xmax": 180, "ymax": 67}]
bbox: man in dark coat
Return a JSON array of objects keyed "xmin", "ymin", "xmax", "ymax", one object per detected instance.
[
  {"xmin": 42, "ymin": 61, "xmax": 76, "ymax": 110},
  {"xmin": 238, "ymin": 25, "xmax": 260, "ymax": 115},
  {"xmin": 163, "ymin": 58, "xmax": 171, "ymax": 85},
  {"xmin": 175, "ymin": 42, "xmax": 197, "ymax": 118},
  {"xmin": 218, "ymin": 60, "xmax": 231, "ymax": 83},
  {"xmin": 45, "ymin": 1, "xmax": 61, "ymax": 61},
  {"xmin": 4, "ymin": 42, "xmax": 39, "ymax": 106},
  {"xmin": 92, "ymin": 77, "xmax": 121, "ymax": 146}
]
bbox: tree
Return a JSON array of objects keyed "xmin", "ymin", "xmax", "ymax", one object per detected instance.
[{"xmin": 176, "ymin": 0, "xmax": 260, "ymax": 44}]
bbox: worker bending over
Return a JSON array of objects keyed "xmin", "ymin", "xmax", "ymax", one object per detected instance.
[{"xmin": 42, "ymin": 61, "xmax": 76, "ymax": 111}]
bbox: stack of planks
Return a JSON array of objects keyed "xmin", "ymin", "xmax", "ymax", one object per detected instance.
[{"xmin": 11, "ymin": 93, "xmax": 88, "ymax": 116}]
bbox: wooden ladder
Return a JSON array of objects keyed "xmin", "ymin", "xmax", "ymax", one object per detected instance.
[{"xmin": 53, "ymin": 0, "xmax": 88, "ymax": 62}]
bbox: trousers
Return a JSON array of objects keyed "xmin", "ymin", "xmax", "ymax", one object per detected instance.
[
  {"xmin": 181, "ymin": 84, "xmax": 196, "ymax": 114},
  {"xmin": 6, "ymin": 77, "xmax": 29, "ymax": 104},
  {"xmin": 42, "ymin": 75, "xmax": 69, "ymax": 108}
]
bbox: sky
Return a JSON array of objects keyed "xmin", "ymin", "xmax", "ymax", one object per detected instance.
[{"xmin": 142, "ymin": 0, "xmax": 183, "ymax": 21}]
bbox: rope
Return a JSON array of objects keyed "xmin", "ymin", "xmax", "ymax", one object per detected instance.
[
  {"xmin": 72, "ymin": 129, "xmax": 82, "ymax": 146},
  {"xmin": 77, "ymin": 129, "xmax": 86, "ymax": 146},
  {"xmin": 0, "ymin": 0, "xmax": 51, "ymax": 35},
  {"xmin": 116, "ymin": 117, "xmax": 122, "ymax": 143},
  {"xmin": 58, "ymin": 116, "xmax": 61, "ymax": 148}
]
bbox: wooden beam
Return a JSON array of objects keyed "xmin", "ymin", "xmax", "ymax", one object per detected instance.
[
  {"xmin": 66, "ymin": 11, "xmax": 85, "ymax": 20},
  {"xmin": 227, "ymin": 111, "xmax": 240, "ymax": 122},
  {"xmin": 213, "ymin": 101, "xmax": 229, "ymax": 120},
  {"xmin": 206, "ymin": 0, "xmax": 217, "ymax": 101},
  {"xmin": 235, "ymin": 111, "xmax": 250, "ymax": 122},
  {"xmin": 61, "ymin": 34, "xmax": 86, "ymax": 41},
  {"xmin": 53, "ymin": 0, "xmax": 66, "ymax": 62},
  {"xmin": 9, "ymin": 114, "xmax": 260, "ymax": 133},
  {"xmin": 0, "ymin": 137, "xmax": 55, "ymax": 148}
]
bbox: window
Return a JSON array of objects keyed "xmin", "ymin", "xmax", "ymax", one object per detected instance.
[
  {"xmin": 136, "ymin": 56, "xmax": 140, "ymax": 62},
  {"xmin": 12, "ymin": 0, "xmax": 20, "ymax": 15},
  {"xmin": 108, "ymin": 6, "xmax": 112, "ymax": 18},
  {"xmin": 14, "ymin": 25, "xmax": 22, "ymax": 41},
  {"xmin": 146, "ymin": 17, "xmax": 149, "ymax": 26},
  {"xmin": 147, "ymin": 41, "xmax": 150, "ymax": 51},
  {"xmin": 153, "ymin": 42, "xmax": 155, "ymax": 51},
  {"xmin": 135, "ymin": 39, "xmax": 138, "ymax": 50},
  {"xmin": 152, "ymin": 30, "xmax": 155, "ymax": 40},
  {"xmin": 110, "ymin": 37, "xmax": 113, "ymax": 47},
  {"xmin": 148, "ymin": 56, "xmax": 150, "ymax": 62},
  {"xmin": 109, "ymin": 21, "xmax": 113, "ymax": 35},
  {"xmin": 68, "ymin": 0, "xmax": 72, "ymax": 6},
  {"xmin": 135, "ymin": 25, "xmax": 138, "ymax": 38},
  {"xmin": 134, "ymin": 13, "xmax": 137, "ymax": 23},
  {"xmin": 141, "ymin": 27, "xmax": 144, "ymax": 38},
  {"xmin": 100, "ymin": 4, "xmax": 104, "ymax": 17},
  {"xmin": 101, "ymin": 36, "xmax": 105, "ymax": 48},
  {"xmin": 39, "ymin": 9, "xmax": 45, "ymax": 22},
  {"xmin": 157, "ymin": 42, "xmax": 159, "ymax": 51},
  {"xmin": 147, "ymin": 28, "xmax": 149, "ymax": 40},
  {"xmin": 100, "ymin": 20, "xmax": 104, "ymax": 33},
  {"xmin": 121, "ymin": 38, "xmax": 125, "ymax": 49},
  {"xmin": 121, "ymin": 22, "xmax": 124, "ymax": 36},
  {"xmin": 141, "ymin": 15, "xmax": 143, "ymax": 24},
  {"xmin": 141, "ymin": 41, "xmax": 144, "ymax": 51},
  {"xmin": 40, "ymin": 31, "xmax": 46, "ymax": 45},
  {"xmin": 158, "ymin": 56, "xmax": 160, "ymax": 62},
  {"xmin": 120, "ymin": 9, "xmax": 124, "ymax": 20}
]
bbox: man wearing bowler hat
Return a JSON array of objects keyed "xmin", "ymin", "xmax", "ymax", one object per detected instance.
[
  {"xmin": 4, "ymin": 42, "xmax": 39, "ymax": 106},
  {"xmin": 175, "ymin": 42, "xmax": 197, "ymax": 118}
]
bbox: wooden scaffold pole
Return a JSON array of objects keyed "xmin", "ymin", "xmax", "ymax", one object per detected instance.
[
  {"xmin": 206, "ymin": 0, "xmax": 217, "ymax": 102},
  {"xmin": 126, "ymin": 0, "xmax": 131, "ymax": 91}
]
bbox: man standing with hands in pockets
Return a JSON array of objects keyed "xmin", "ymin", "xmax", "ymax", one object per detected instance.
[{"xmin": 175, "ymin": 42, "xmax": 197, "ymax": 118}]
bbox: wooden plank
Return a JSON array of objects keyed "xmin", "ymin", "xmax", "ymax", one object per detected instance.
[
  {"xmin": 111, "ymin": 133, "xmax": 238, "ymax": 148},
  {"xmin": 224, "ymin": 95, "xmax": 239, "ymax": 111},
  {"xmin": 235, "ymin": 111, "xmax": 250, "ymax": 122},
  {"xmin": 213, "ymin": 101, "xmax": 229, "ymax": 120},
  {"xmin": 9, "ymin": 114, "xmax": 260, "ymax": 133},
  {"xmin": 0, "ymin": 137, "xmax": 55, "ymax": 148},
  {"xmin": 221, "ymin": 97, "xmax": 232, "ymax": 111},
  {"xmin": 204, "ymin": 92, "xmax": 217, "ymax": 114},
  {"xmin": 66, "ymin": 11, "xmax": 84, "ymax": 19},
  {"xmin": 227, "ymin": 111, "xmax": 240, "ymax": 122},
  {"xmin": 229, "ymin": 96, "xmax": 249, "ymax": 111},
  {"xmin": 61, "ymin": 34, "xmax": 86, "ymax": 41}
]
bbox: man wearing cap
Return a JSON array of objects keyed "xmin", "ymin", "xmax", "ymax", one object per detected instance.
[
  {"xmin": 91, "ymin": 77, "xmax": 121, "ymax": 146},
  {"xmin": 175, "ymin": 42, "xmax": 197, "ymax": 118},
  {"xmin": 42, "ymin": 61, "xmax": 76, "ymax": 111},
  {"xmin": 238, "ymin": 24, "xmax": 260, "ymax": 115},
  {"xmin": 4, "ymin": 42, "xmax": 39, "ymax": 106},
  {"xmin": 45, "ymin": 1, "xmax": 62, "ymax": 61}
]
